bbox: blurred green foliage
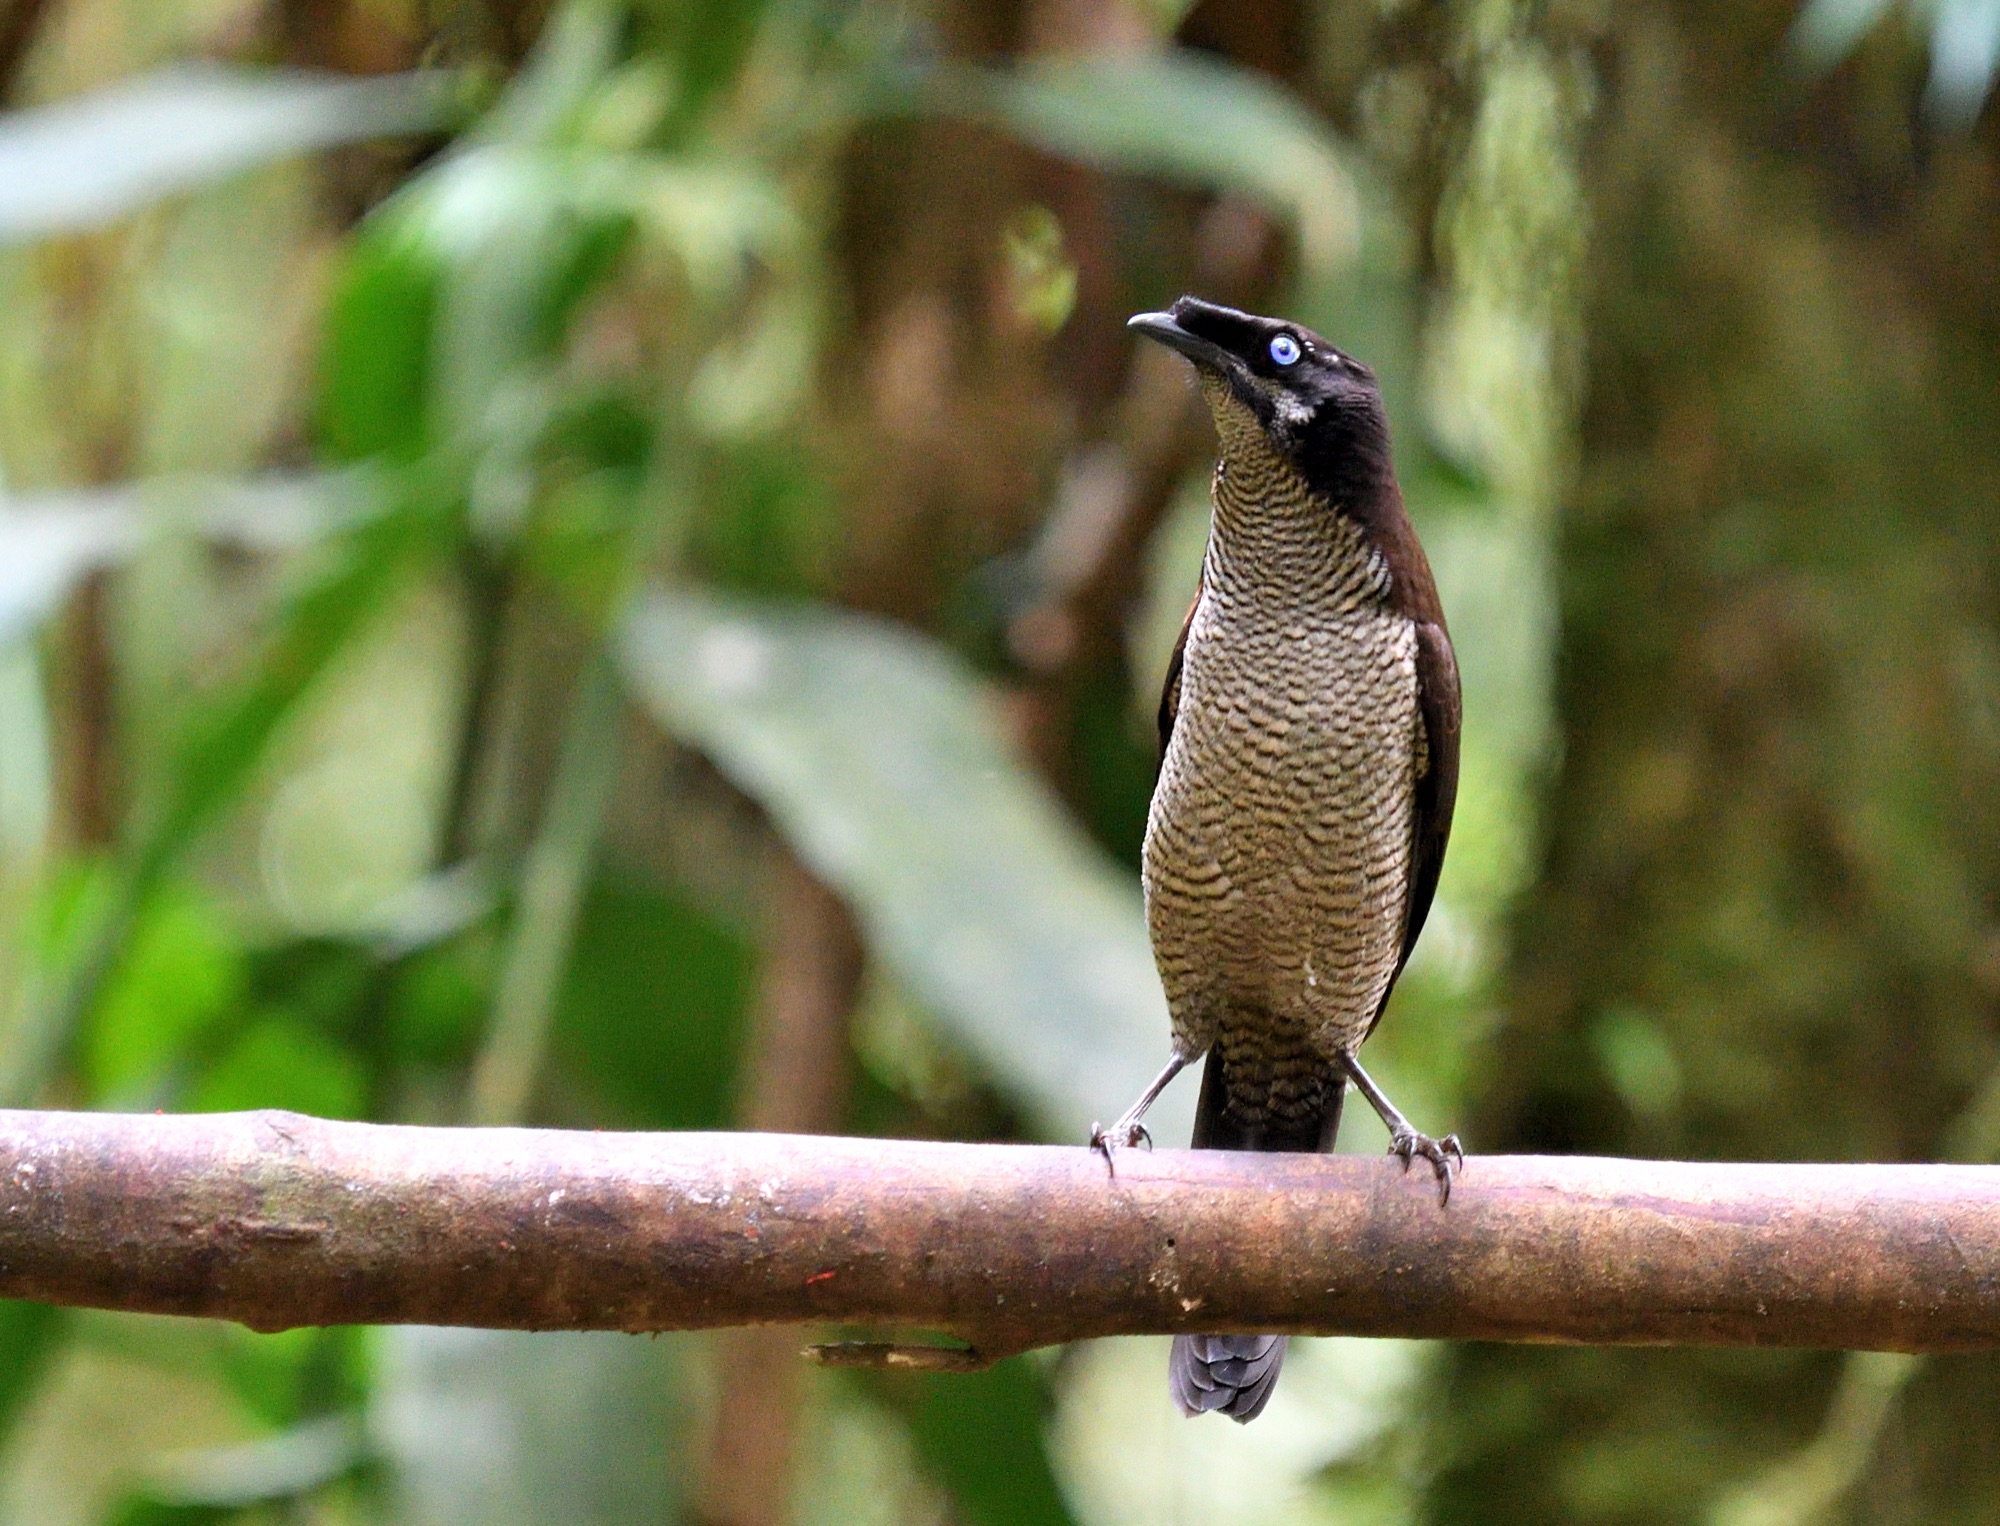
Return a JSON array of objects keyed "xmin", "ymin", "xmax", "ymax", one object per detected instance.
[
  {"xmin": 1, "ymin": 0, "xmax": 1996, "ymax": 1523},
  {"xmin": 552, "ymin": 872, "xmax": 751, "ymax": 1128}
]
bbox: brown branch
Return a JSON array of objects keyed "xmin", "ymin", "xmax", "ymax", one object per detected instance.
[{"xmin": 2, "ymin": 1108, "xmax": 1998, "ymax": 1355}]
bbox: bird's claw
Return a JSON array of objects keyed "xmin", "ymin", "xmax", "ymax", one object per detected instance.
[
  {"xmin": 1088, "ymin": 1119, "xmax": 1153, "ymax": 1171},
  {"xmin": 1390, "ymin": 1129, "xmax": 1463, "ymax": 1205}
]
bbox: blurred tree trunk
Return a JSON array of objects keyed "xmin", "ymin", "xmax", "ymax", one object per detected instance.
[
  {"xmin": 699, "ymin": 851, "xmax": 863, "ymax": 1526},
  {"xmin": 50, "ymin": 575, "xmax": 117, "ymax": 851},
  {"xmin": 1432, "ymin": 3, "xmax": 2000, "ymax": 1523},
  {"xmin": 0, "ymin": 0, "xmax": 49, "ymax": 100}
]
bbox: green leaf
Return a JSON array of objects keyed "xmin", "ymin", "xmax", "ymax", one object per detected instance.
[
  {"xmin": 104, "ymin": 1497, "xmax": 233, "ymax": 1526},
  {"xmin": 319, "ymin": 220, "xmax": 444, "ymax": 463},
  {"xmin": 0, "ymin": 1300, "xmax": 65, "ymax": 1457},
  {"xmin": 466, "ymin": 656, "xmax": 623, "ymax": 1125},
  {"xmin": 687, "ymin": 441, "xmax": 838, "ymax": 599},
  {"xmin": 0, "ymin": 505, "xmax": 132, "ymax": 648},
  {"xmin": 212, "ymin": 1324, "xmax": 355, "ymax": 1430},
  {"xmin": 358, "ymin": 147, "xmax": 672, "ymax": 456},
  {"xmin": 483, "ymin": 0, "xmax": 625, "ymax": 148},
  {"xmin": 0, "ymin": 66, "xmax": 456, "ymax": 247},
  {"xmin": 130, "ymin": 483, "xmax": 449, "ymax": 893},
  {"xmin": 908, "ymin": 50, "xmax": 1359, "ymax": 276},
  {"xmin": 1784, "ymin": 0, "xmax": 2000, "ymax": 130},
  {"xmin": 372, "ymin": 1327, "xmax": 687, "ymax": 1526},
  {"xmin": 7, "ymin": 1315, "xmax": 265, "ymax": 1526},
  {"xmin": 0, "ymin": 474, "xmax": 370, "ymax": 647},
  {"xmin": 867, "ymin": 1358, "xmax": 1078, "ymax": 1526},
  {"xmin": 186, "ymin": 1014, "xmax": 368, "ymax": 1120},
  {"xmin": 550, "ymin": 871, "xmax": 753, "ymax": 1131},
  {"xmin": 642, "ymin": 0, "xmax": 773, "ymax": 143},
  {"xmin": 331, "ymin": 122, "xmax": 788, "ymax": 473},
  {"xmin": 1785, "ymin": 0, "xmax": 1895, "ymax": 74},
  {"xmin": 619, "ymin": 588, "xmax": 1182, "ymax": 1142},
  {"xmin": 85, "ymin": 885, "xmax": 244, "ymax": 1104},
  {"xmin": 10, "ymin": 479, "xmax": 450, "ymax": 1103},
  {"xmin": 1923, "ymin": 0, "xmax": 2000, "ymax": 128},
  {"xmin": 386, "ymin": 928, "xmax": 495, "ymax": 1067},
  {"xmin": 406, "ymin": 145, "xmax": 794, "ymax": 303},
  {"xmin": 129, "ymin": 1412, "xmax": 363, "ymax": 1510}
]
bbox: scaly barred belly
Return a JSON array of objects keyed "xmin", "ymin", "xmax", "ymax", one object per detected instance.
[{"xmin": 1143, "ymin": 601, "xmax": 1420, "ymax": 1063}]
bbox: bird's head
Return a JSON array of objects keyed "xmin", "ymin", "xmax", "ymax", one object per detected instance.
[{"xmin": 1128, "ymin": 296, "xmax": 1389, "ymax": 502}]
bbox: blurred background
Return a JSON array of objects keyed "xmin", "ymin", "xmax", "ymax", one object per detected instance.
[{"xmin": 1, "ymin": 0, "xmax": 1998, "ymax": 1522}]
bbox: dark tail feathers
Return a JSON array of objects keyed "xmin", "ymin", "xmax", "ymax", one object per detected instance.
[
  {"xmin": 1170, "ymin": 1333, "xmax": 1288, "ymax": 1421},
  {"xmin": 1170, "ymin": 1046, "xmax": 1342, "ymax": 1423}
]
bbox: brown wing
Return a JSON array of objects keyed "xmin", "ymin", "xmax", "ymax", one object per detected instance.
[
  {"xmin": 1156, "ymin": 590, "xmax": 1200, "ymax": 767},
  {"xmin": 1363, "ymin": 617, "xmax": 1460, "ymax": 1041},
  {"xmin": 1401, "ymin": 619, "xmax": 1461, "ymax": 971}
]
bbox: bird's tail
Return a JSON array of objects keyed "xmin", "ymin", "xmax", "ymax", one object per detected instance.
[
  {"xmin": 1169, "ymin": 1044, "xmax": 1343, "ymax": 1423},
  {"xmin": 1170, "ymin": 1333, "xmax": 1289, "ymax": 1421}
]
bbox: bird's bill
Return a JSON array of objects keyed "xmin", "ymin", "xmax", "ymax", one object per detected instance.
[{"xmin": 1127, "ymin": 309, "xmax": 1238, "ymax": 374}]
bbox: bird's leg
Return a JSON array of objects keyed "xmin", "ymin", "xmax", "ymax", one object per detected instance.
[
  {"xmin": 1090, "ymin": 1052, "xmax": 1191, "ymax": 1164},
  {"xmin": 1339, "ymin": 1052, "xmax": 1463, "ymax": 1205}
]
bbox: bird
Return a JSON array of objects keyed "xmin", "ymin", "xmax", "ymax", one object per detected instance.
[{"xmin": 1094, "ymin": 295, "xmax": 1462, "ymax": 1423}]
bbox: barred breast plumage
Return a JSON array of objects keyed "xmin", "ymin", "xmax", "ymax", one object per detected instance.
[{"xmin": 1143, "ymin": 381, "xmax": 1421, "ymax": 1140}]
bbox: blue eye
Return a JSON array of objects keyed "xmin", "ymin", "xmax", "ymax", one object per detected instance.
[{"xmin": 1268, "ymin": 334, "xmax": 1301, "ymax": 366}]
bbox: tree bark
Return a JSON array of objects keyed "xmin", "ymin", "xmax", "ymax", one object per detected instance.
[{"xmin": 0, "ymin": 1108, "xmax": 1996, "ymax": 1355}]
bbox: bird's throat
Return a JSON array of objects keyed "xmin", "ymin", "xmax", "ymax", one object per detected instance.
[{"xmin": 1200, "ymin": 391, "xmax": 1391, "ymax": 613}]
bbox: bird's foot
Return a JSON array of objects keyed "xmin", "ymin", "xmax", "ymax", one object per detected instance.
[
  {"xmin": 1088, "ymin": 1053, "xmax": 1188, "ymax": 1174},
  {"xmin": 1390, "ymin": 1129, "xmax": 1464, "ymax": 1205},
  {"xmin": 1088, "ymin": 1118, "xmax": 1153, "ymax": 1173}
]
